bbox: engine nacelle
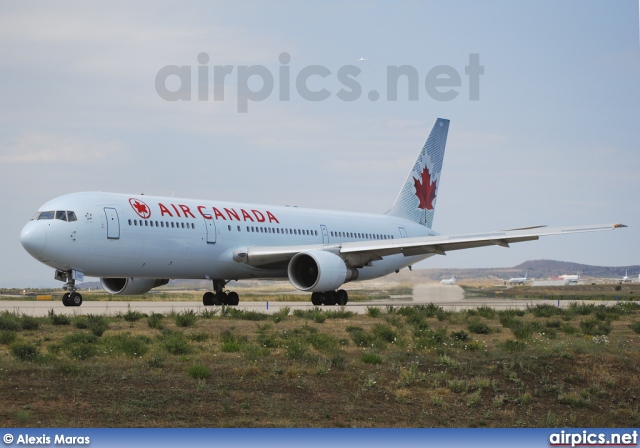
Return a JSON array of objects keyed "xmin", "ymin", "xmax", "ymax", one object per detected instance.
[
  {"xmin": 100, "ymin": 278, "xmax": 169, "ymax": 295},
  {"xmin": 287, "ymin": 251, "xmax": 358, "ymax": 292}
]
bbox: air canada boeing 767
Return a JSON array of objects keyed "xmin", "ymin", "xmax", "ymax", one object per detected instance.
[{"xmin": 20, "ymin": 119, "xmax": 626, "ymax": 306}]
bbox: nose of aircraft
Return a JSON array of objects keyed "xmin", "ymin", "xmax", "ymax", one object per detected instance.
[{"xmin": 20, "ymin": 221, "xmax": 47, "ymax": 256}]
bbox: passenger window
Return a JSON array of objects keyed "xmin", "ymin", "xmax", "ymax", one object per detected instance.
[
  {"xmin": 150, "ymin": 221, "xmax": 154, "ymax": 227},
  {"xmin": 145, "ymin": 220, "xmax": 149, "ymax": 226},
  {"xmin": 228, "ymin": 225, "xmax": 231, "ymax": 231},
  {"xmin": 128, "ymin": 219, "xmax": 132, "ymax": 225}
]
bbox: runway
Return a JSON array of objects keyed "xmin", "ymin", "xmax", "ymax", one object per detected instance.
[{"xmin": 0, "ymin": 283, "xmax": 611, "ymax": 316}]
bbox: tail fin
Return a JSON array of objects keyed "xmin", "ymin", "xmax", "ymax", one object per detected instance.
[{"xmin": 387, "ymin": 118, "xmax": 450, "ymax": 228}]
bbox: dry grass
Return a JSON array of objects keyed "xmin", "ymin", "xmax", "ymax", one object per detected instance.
[{"xmin": 1, "ymin": 303, "xmax": 640, "ymax": 427}]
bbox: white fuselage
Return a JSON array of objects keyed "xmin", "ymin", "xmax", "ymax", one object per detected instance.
[{"xmin": 20, "ymin": 192, "xmax": 435, "ymax": 284}]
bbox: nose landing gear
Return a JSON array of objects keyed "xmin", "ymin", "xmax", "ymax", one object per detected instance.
[{"xmin": 56, "ymin": 269, "xmax": 83, "ymax": 307}]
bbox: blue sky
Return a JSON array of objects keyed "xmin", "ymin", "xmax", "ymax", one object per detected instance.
[{"xmin": 1, "ymin": 1, "xmax": 638, "ymax": 287}]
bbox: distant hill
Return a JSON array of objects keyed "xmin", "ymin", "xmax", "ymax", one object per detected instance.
[{"xmin": 407, "ymin": 259, "xmax": 640, "ymax": 282}]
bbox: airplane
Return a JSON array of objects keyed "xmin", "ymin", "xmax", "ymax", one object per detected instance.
[
  {"xmin": 621, "ymin": 269, "xmax": 631, "ymax": 283},
  {"xmin": 19, "ymin": 118, "xmax": 627, "ymax": 307},
  {"xmin": 508, "ymin": 272, "xmax": 529, "ymax": 285},
  {"xmin": 440, "ymin": 276, "xmax": 457, "ymax": 285},
  {"xmin": 561, "ymin": 272, "xmax": 581, "ymax": 285}
]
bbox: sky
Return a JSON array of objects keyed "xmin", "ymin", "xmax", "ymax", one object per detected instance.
[{"xmin": 1, "ymin": 0, "xmax": 638, "ymax": 287}]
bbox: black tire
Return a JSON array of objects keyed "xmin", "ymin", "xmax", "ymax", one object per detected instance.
[
  {"xmin": 203, "ymin": 292, "xmax": 215, "ymax": 306},
  {"xmin": 323, "ymin": 292, "xmax": 337, "ymax": 306},
  {"xmin": 70, "ymin": 292, "xmax": 83, "ymax": 307},
  {"xmin": 214, "ymin": 291, "xmax": 227, "ymax": 306},
  {"xmin": 227, "ymin": 291, "xmax": 239, "ymax": 306},
  {"xmin": 62, "ymin": 292, "xmax": 71, "ymax": 307},
  {"xmin": 311, "ymin": 292, "xmax": 323, "ymax": 306},
  {"xmin": 336, "ymin": 289, "xmax": 348, "ymax": 306}
]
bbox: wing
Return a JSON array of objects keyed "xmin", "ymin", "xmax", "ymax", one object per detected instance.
[{"xmin": 234, "ymin": 223, "xmax": 627, "ymax": 269}]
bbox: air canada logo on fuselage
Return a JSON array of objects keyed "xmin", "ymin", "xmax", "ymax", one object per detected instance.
[{"xmin": 129, "ymin": 198, "xmax": 151, "ymax": 219}]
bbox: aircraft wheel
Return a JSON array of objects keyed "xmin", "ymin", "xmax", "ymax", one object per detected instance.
[
  {"xmin": 336, "ymin": 289, "xmax": 348, "ymax": 306},
  {"xmin": 70, "ymin": 292, "xmax": 83, "ymax": 307},
  {"xmin": 203, "ymin": 292, "xmax": 215, "ymax": 306},
  {"xmin": 62, "ymin": 292, "xmax": 71, "ymax": 307},
  {"xmin": 215, "ymin": 291, "xmax": 228, "ymax": 306},
  {"xmin": 323, "ymin": 291, "xmax": 337, "ymax": 306},
  {"xmin": 311, "ymin": 292, "xmax": 323, "ymax": 306},
  {"xmin": 227, "ymin": 291, "xmax": 239, "ymax": 306}
]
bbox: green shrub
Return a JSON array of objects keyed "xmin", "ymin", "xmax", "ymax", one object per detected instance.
[
  {"xmin": 0, "ymin": 330, "xmax": 17, "ymax": 345},
  {"xmin": 122, "ymin": 309, "xmax": 147, "ymax": 322},
  {"xmin": 285, "ymin": 340, "xmax": 308, "ymax": 360},
  {"xmin": 68, "ymin": 343, "xmax": 97, "ymax": 360},
  {"xmin": 175, "ymin": 310, "xmax": 197, "ymax": 327},
  {"xmin": 48, "ymin": 310, "xmax": 70, "ymax": 326},
  {"xmin": 227, "ymin": 308, "xmax": 269, "ymax": 321},
  {"xmin": 580, "ymin": 318, "xmax": 612, "ymax": 336},
  {"xmin": 103, "ymin": 334, "xmax": 150, "ymax": 357},
  {"xmin": 161, "ymin": 331, "xmax": 192, "ymax": 355},
  {"xmin": 11, "ymin": 343, "xmax": 39, "ymax": 361},
  {"xmin": 75, "ymin": 315, "xmax": 109, "ymax": 336},
  {"xmin": 20, "ymin": 315, "xmax": 40, "ymax": 331},
  {"xmin": 451, "ymin": 330, "xmax": 469, "ymax": 341},
  {"xmin": 629, "ymin": 321, "xmax": 640, "ymax": 334},
  {"xmin": 188, "ymin": 332, "xmax": 209, "ymax": 342},
  {"xmin": 366, "ymin": 307, "xmax": 382, "ymax": 318},
  {"xmin": 502, "ymin": 339, "xmax": 526, "ymax": 352},
  {"xmin": 0, "ymin": 313, "xmax": 20, "ymax": 331},
  {"xmin": 349, "ymin": 329, "xmax": 374, "ymax": 347},
  {"xmin": 467, "ymin": 320, "xmax": 491, "ymax": 334},
  {"xmin": 476, "ymin": 306, "xmax": 497, "ymax": 319},
  {"xmin": 307, "ymin": 333, "xmax": 339, "ymax": 352},
  {"xmin": 414, "ymin": 327, "xmax": 448, "ymax": 350},
  {"xmin": 529, "ymin": 304, "xmax": 562, "ymax": 318},
  {"xmin": 148, "ymin": 313, "xmax": 165, "ymax": 330},
  {"xmin": 188, "ymin": 364, "xmax": 211, "ymax": 380},
  {"xmin": 361, "ymin": 353, "xmax": 383, "ymax": 364},
  {"xmin": 372, "ymin": 323, "xmax": 397, "ymax": 343},
  {"xmin": 63, "ymin": 333, "xmax": 98, "ymax": 345}
]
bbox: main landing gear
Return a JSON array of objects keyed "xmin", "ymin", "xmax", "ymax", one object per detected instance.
[
  {"xmin": 310, "ymin": 289, "xmax": 348, "ymax": 306},
  {"xmin": 202, "ymin": 279, "xmax": 239, "ymax": 306}
]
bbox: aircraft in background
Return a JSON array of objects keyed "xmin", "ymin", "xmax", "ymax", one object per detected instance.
[
  {"xmin": 509, "ymin": 272, "xmax": 529, "ymax": 285},
  {"xmin": 440, "ymin": 276, "xmax": 457, "ymax": 285},
  {"xmin": 621, "ymin": 270, "xmax": 631, "ymax": 283},
  {"xmin": 19, "ymin": 119, "xmax": 627, "ymax": 307},
  {"xmin": 561, "ymin": 272, "xmax": 581, "ymax": 285}
]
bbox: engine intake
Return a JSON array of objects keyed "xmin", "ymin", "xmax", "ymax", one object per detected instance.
[
  {"xmin": 287, "ymin": 251, "xmax": 358, "ymax": 292},
  {"xmin": 100, "ymin": 278, "xmax": 169, "ymax": 295}
]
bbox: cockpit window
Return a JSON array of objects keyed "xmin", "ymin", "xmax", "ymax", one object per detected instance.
[{"xmin": 34, "ymin": 210, "xmax": 77, "ymax": 222}]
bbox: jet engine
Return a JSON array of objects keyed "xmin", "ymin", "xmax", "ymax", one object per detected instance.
[
  {"xmin": 100, "ymin": 278, "xmax": 169, "ymax": 295},
  {"xmin": 287, "ymin": 251, "xmax": 358, "ymax": 292}
]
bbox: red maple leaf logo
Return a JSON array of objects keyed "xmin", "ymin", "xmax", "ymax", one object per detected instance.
[
  {"xmin": 129, "ymin": 198, "xmax": 151, "ymax": 219},
  {"xmin": 413, "ymin": 165, "xmax": 437, "ymax": 210}
]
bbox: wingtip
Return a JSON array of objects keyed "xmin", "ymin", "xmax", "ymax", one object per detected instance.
[{"xmin": 614, "ymin": 223, "xmax": 628, "ymax": 228}]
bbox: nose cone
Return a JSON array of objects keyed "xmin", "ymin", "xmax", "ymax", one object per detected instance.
[{"xmin": 20, "ymin": 221, "xmax": 47, "ymax": 256}]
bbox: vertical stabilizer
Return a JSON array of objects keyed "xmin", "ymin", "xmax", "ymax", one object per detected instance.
[{"xmin": 387, "ymin": 118, "xmax": 449, "ymax": 228}]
